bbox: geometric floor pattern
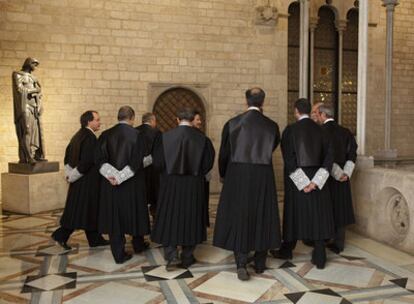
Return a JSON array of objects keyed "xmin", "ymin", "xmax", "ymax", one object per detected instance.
[{"xmin": 2, "ymin": 195, "xmax": 414, "ymax": 303}]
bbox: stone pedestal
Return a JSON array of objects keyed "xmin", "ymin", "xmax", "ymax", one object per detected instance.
[
  {"xmin": 8, "ymin": 161, "xmax": 59, "ymax": 174},
  {"xmin": 1, "ymin": 171, "xmax": 67, "ymax": 214}
]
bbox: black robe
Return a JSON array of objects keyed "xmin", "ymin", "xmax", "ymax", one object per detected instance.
[
  {"xmin": 135, "ymin": 124, "xmax": 162, "ymax": 207},
  {"xmin": 322, "ymin": 121, "xmax": 357, "ymax": 228},
  {"xmin": 60, "ymin": 128, "xmax": 99, "ymax": 231},
  {"xmin": 151, "ymin": 125, "xmax": 215, "ymax": 247},
  {"xmin": 213, "ymin": 110, "xmax": 281, "ymax": 253},
  {"xmin": 96, "ymin": 123, "xmax": 149, "ymax": 236},
  {"xmin": 281, "ymin": 118, "xmax": 334, "ymax": 242}
]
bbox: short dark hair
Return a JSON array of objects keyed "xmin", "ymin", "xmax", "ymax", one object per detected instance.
[
  {"xmin": 294, "ymin": 98, "xmax": 311, "ymax": 115},
  {"xmin": 142, "ymin": 112, "xmax": 155, "ymax": 124},
  {"xmin": 176, "ymin": 107, "xmax": 195, "ymax": 121},
  {"xmin": 245, "ymin": 87, "xmax": 265, "ymax": 107},
  {"xmin": 117, "ymin": 105, "xmax": 135, "ymax": 121},
  {"xmin": 80, "ymin": 110, "xmax": 97, "ymax": 128}
]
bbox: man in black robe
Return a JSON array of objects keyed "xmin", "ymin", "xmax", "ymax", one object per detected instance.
[
  {"xmin": 136, "ymin": 112, "xmax": 162, "ymax": 218},
  {"xmin": 96, "ymin": 106, "xmax": 150, "ymax": 264},
  {"xmin": 52, "ymin": 111, "xmax": 108, "ymax": 250},
  {"xmin": 151, "ymin": 108, "xmax": 215, "ymax": 271},
  {"xmin": 271, "ymin": 98, "xmax": 334, "ymax": 269},
  {"xmin": 213, "ymin": 88, "xmax": 281, "ymax": 281},
  {"xmin": 317, "ymin": 104, "xmax": 357, "ymax": 253}
]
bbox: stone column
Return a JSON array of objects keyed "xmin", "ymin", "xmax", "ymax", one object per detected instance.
[
  {"xmin": 309, "ymin": 17, "xmax": 318, "ymax": 104},
  {"xmin": 299, "ymin": 0, "xmax": 310, "ymax": 98},
  {"xmin": 336, "ymin": 20, "xmax": 347, "ymax": 124},
  {"xmin": 382, "ymin": 0, "xmax": 399, "ymax": 152},
  {"xmin": 357, "ymin": 0, "xmax": 368, "ymax": 155}
]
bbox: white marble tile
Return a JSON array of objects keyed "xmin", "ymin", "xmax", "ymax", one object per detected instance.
[
  {"xmin": 297, "ymin": 292, "xmax": 342, "ymax": 304},
  {"xmin": 194, "ymin": 244, "xmax": 232, "ymax": 264},
  {"xmin": 38, "ymin": 244, "xmax": 71, "ymax": 255},
  {"xmin": 0, "ymin": 233, "xmax": 47, "ymax": 250},
  {"xmin": 71, "ymin": 249, "xmax": 143, "ymax": 272},
  {"xmin": 2, "ymin": 217, "xmax": 53, "ymax": 229},
  {"xmin": 194, "ymin": 271, "xmax": 275, "ymax": 303},
  {"xmin": 304, "ymin": 263, "xmax": 375, "ymax": 287},
  {"xmin": 145, "ymin": 265, "xmax": 188, "ymax": 280},
  {"xmin": 66, "ymin": 282, "xmax": 160, "ymax": 304},
  {"xmin": 26, "ymin": 274, "xmax": 74, "ymax": 291},
  {"xmin": 0, "ymin": 256, "xmax": 37, "ymax": 278}
]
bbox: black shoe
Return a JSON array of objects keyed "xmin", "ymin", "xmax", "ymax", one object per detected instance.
[
  {"xmin": 166, "ymin": 257, "xmax": 181, "ymax": 271},
  {"xmin": 89, "ymin": 239, "xmax": 110, "ymax": 248},
  {"xmin": 180, "ymin": 256, "xmax": 196, "ymax": 269},
  {"xmin": 237, "ymin": 267, "xmax": 250, "ymax": 281},
  {"xmin": 133, "ymin": 241, "xmax": 150, "ymax": 254},
  {"xmin": 311, "ymin": 257, "xmax": 326, "ymax": 269},
  {"xmin": 327, "ymin": 243, "xmax": 343, "ymax": 254},
  {"xmin": 270, "ymin": 249, "xmax": 292, "ymax": 260},
  {"xmin": 115, "ymin": 253, "xmax": 132, "ymax": 264},
  {"xmin": 52, "ymin": 235, "xmax": 72, "ymax": 250},
  {"xmin": 254, "ymin": 265, "xmax": 266, "ymax": 274}
]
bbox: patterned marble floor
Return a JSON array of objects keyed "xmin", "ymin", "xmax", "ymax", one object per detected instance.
[{"xmin": 1, "ymin": 195, "xmax": 414, "ymax": 303}]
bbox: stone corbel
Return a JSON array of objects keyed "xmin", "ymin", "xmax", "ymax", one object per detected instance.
[{"xmin": 255, "ymin": 2, "xmax": 279, "ymax": 26}]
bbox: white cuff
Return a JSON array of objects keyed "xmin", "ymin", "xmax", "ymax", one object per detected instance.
[
  {"xmin": 311, "ymin": 168, "xmax": 330, "ymax": 190},
  {"xmin": 331, "ymin": 163, "xmax": 344, "ymax": 181},
  {"xmin": 289, "ymin": 168, "xmax": 311, "ymax": 191},
  {"xmin": 64, "ymin": 164, "xmax": 73, "ymax": 180},
  {"xmin": 100, "ymin": 163, "xmax": 120, "ymax": 182},
  {"xmin": 117, "ymin": 166, "xmax": 135, "ymax": 185},
  {"xmin": 143, "ymin": 155, "xmax": 153, "ymax": 168},
  {"xmin": 205, "ymin": 170, "xmax": 212, "ymax": 182},
  {"xmin": 68, "ymin": 167, "xmax": 83, "ymax": 183},
  {"xmin": 343, "ymin": 160, "xmax": 355, "ymax": 178}
]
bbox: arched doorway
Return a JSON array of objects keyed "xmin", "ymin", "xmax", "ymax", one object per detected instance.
[{"xmin": 153, "ymin": 87, "xmax": 206, "ymax": 133}]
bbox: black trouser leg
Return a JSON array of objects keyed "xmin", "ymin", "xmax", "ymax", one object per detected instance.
[
  {"xmin": 234, "ymin": 252, "xmax": 249, "ymax": 269},
  {"xmin": 334, "ymin": 227, "xmax": 346, "ymax": 250},
  {"xmin": 164, "ymin": 246, "xmax": 178, "ymax": 262},
  {"xmin": 85, "ymin": 231, "xmax": 106, "ymax": 246},
  {"xmin": 109, "ymin": 234, "xmax": 126, "ymax": 263},
  {"xmin": 132, "ymin": 235, "xmax": 147, "ymax": 253},
  {"xmin": 181, "ymin": 246, "xmax": 195, "ymax": 262},
  {"xmin": 312, "ymin": 240, "xmax": 327, "ymax": 269},
  {"xmin": 254, "ymin": 250, "xmax": 267, "ymax": 272},
  {"xmin": 52, "ymin": 227, "xmax": 74, "ymax": 243}
]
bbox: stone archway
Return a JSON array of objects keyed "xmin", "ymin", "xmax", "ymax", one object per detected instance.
[{"xmin": 152, "ymin": 87, "xmax": 206, "ymax": 133}]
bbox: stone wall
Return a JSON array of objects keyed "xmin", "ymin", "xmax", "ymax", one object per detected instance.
[{"xmin": 0, "ymin": 0, "xmax": 291, "ymax": 196}]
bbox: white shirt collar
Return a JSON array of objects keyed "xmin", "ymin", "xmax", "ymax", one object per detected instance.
[
  {"xmin": 179, "ymin": 121, "xmax": 192, "ymax": 126},
  {"xmin": 247, "ymin": 106, "xmax": 261, "ymax": 112},
  {"xmin": 144, "ymin": 122, "xmax": 152, "ymax": 126},
  {"xmin": 324, "ymin": 118, "xmax": 335, "ymax": 124},
  {"xmin": 86, "ymin": 126, "xmax": 95, "ymax": 133},
  {"xmin": 298, "ymin": 114, "xmax": 310, "ymax": 121},
  {"xmin": 118, "ymin": 120, "xmax": 129, "ymax": 125}
]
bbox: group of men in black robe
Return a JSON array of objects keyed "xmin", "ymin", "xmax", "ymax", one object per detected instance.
[{"xmin": 52, "ymin": 88, "xmax": 357, "ymax": 279}]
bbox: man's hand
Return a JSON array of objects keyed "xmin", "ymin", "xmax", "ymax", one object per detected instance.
[
  {"xmin": 303, "ymin": 182, "xmax": 317, "ymax": 193},
  {"xmin": 339, "ymin": 174, "xmax": 349, "ymax": 182},
  {"xmin": 108, "ymin": 176, "xmax": 118, "ymax": 186}
]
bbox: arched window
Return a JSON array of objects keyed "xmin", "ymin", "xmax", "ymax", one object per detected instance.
[
  {"xmin": 287, "ymin": 2, "xmax": 300, "ymax": 124},
  {"xmin": 313, "ymin": 6, "xmax": 338, "ymax": 116},
  {"xmin": 342, "ymin": 8, "xmax": 358, "ymax": 134},
  {"xmin": 153, "ymin": 88, "xmax": 206, "ymax": 133}
]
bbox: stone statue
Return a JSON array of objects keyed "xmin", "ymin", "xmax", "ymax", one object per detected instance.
[{"xmin": 12, "ymin": 57, "xmax": 46, "ymax": 164}]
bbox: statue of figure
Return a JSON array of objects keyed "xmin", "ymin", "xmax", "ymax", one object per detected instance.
[{"xmin": 12, "ymin": 57, "xmax": 46, "ymax": 164}]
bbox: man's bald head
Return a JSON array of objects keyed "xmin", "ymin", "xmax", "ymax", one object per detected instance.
[{"xmin": 245, "ymin": 87, "xmax": 265, "ymax": 108}]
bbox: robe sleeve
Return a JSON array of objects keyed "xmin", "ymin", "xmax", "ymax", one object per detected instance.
[
  {"xmin": 273, "ymin": 123, "xmax": 281, "ymax": 151},
  {"xmin": 201, "ymin": 137, "xmax": 215, "ymax": 176},
  {"xmin": 152, "ymin": 133, "xmax": 166, "ymax": 172},
  {"xmin": 77, "ymin": 136, "xmax": 96, "ymax": 174},
  {"xmin": 344, "ymin": 131, "xmax": 358, "ymax": 178},
  {"xmin": 95, "ymin": 133, "xmax": 109, "ymax": 169},
  {"xmin": 129, "ymin": 132, "xmax": 145, "ymax": 173},
  {"xmin": 218, "ymin": 122, "xmax": 230, "ymax": 178}
]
